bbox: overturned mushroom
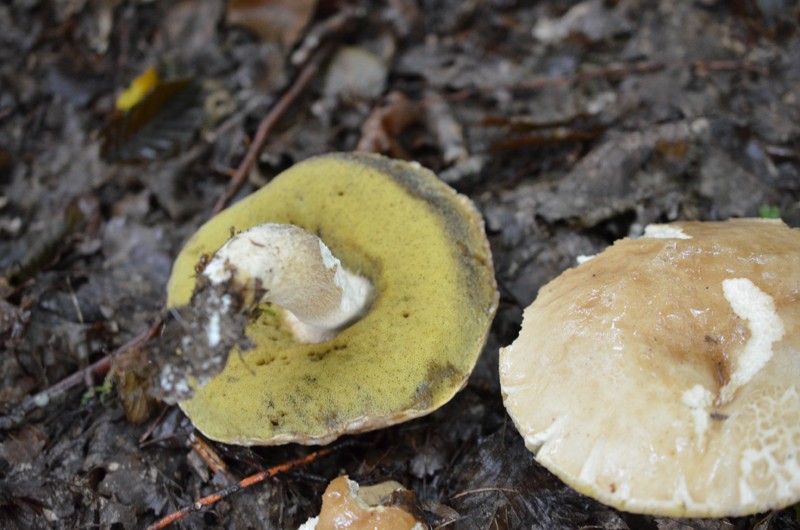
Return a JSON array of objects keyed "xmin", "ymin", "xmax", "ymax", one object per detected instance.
[
  {"xmin": 298, "ymin": 476, "xmax": 427, "ymax": 530},
  {"xmin": 166, "ymin": 153, "xmax": 498, "ymax": 445},
  {"xmin": 500, "ymin": 218, "xmax": 800, "ymax": 517}
]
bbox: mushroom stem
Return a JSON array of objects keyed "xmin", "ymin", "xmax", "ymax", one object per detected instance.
[{"xmin": 202, "ymin": 223, "xmax": 373, "ymax": 343}]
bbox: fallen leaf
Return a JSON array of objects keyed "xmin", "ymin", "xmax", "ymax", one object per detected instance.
[
  {"xmin": 116, "ymin": 67, "xmax": 159, "ymax": 111},
  {"xmin": 356, "ymin": 91, "xmax": 419, "ymax": 156},
  {"xmin": 533, "ymin": 0, "xmax": 632, "ymax": 45},
  {"xmin": 226, "ymin": 0, "xmax": 317, "ymax": 48},
  {"xmin": 4, "ymin": 204, "xmax": 85, "ymax": 285},
  {"xmin": 154, "ymin": 0, "xmax": 224, "ymax": 58},
  {"xmin": 101, "ymin": 79, "xmax": 203, "ymax": 162},
  {"xmin": 1, "ymin": 425, "xmax": 47, "ymax": 465},
  {"xmin": 423, "ymin": 90, "xmax": 468, "ymax": 165},
  {"xmin": 323, "ymin": 46, "xmax": 387, "ymax": 101}
]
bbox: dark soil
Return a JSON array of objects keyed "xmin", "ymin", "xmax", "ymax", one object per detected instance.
[{"xmin": 2, "ymin": 1, "xmax": 800, "ymax": 529}]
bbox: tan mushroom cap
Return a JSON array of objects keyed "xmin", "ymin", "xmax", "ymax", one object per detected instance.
[
  {"xmin": 500, "ymin": 218, "xmax": 800, "ymax": 517},
  {"xmin": 167, "ymin": 153, "xmax": 498, "ymax": 445},
  {"xmin": 299, "ymin": 476, "xmax": 427, "ymax": 530}
]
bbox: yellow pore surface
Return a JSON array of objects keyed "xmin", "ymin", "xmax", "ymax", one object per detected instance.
[{"xmin": 167, "ymin": 153, "xmax": 497, "ymax": 445}]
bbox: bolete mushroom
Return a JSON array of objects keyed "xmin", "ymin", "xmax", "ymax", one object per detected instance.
[
  {"xmin": 166, "ymin": 153, "xmax": 498, "ymax": 445},
  {"xmin": 500, "ymin": 218, "xmax": 800, "ymax": 517},
  {"xmin": 298, "ymin": 476, "xmax": 427, "ymax": 530}
]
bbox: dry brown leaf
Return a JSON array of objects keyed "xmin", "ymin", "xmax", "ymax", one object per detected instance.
[
  {"xmin": 356, "ymin": 91, "xmax": 419, "ymax": 157},
  {"xmin": 226, "ymin": 0, "xmax": 317, "ymax": 48},
  {"xmin": 1, "ymin": 425, "xmax": 47, "ymax": 465},
  {"xmin": 100, "ymin": 79, "xmax": 202, "ymax": 163}
]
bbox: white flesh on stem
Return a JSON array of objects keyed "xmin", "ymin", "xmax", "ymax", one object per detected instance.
[{"xmin": 202, "ymin": 223, "xmax": 373, "ymax": 343}]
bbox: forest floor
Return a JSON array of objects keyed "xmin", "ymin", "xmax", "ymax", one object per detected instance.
[{"xmin": 2, "ymin": 1, "xmax": 800, "ymax": 528}]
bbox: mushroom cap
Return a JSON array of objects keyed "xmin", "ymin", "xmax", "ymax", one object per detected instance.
[
  {"xmin": 500, "ymin": 218, "xmax": 800, "ymax": 517},
  {"xmin": 299, "ymin": 476, "xmax": 426, "ymax": 530},
  {"xmin": 168, "ymin": 153, "xmax": 498, "ymax": 445}
]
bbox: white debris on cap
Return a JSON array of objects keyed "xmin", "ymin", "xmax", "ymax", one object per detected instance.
[
  {"xmin": 681, "ymin": 384, "xmax": 714, "ymax": 449},
  {"xmin": 643, "ymin": 223, "xmax": 692, "ymax": 239},
  {"xmin": 500, "ymin": 219, "xmax": 800, "ymax": 517},
  {"xmin": 718, "ymin": 278, "xmax": 785, "ymax": 404}
]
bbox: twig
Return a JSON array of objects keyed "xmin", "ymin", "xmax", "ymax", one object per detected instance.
[
  {"xmin": 514, "ymin": 60, "xmax": 666, "ymax": 90},
  {"xmin": 188, "ymin": 431, "xmax": 233, "ymax": 481},
  {"xmin": 691, "ymin": 59, "xmax": 769, "ymax": 76},
  {"xmin": 450, "ymin": 487, "xmax": 519, "ymax": 500},
  {"xmin": 146, "ymin": 448, "xmax": 334, "ymax": 530},
  {"xmin": 211, "ymin": 58, "xmax": 322, "ymax": 216},
  {"xmin": 291, "ymin": 6, "xmax": 362, "ymax": 66},
  {"xmin": 763, "ymin": 144, "xmax": 799, "ymax": 159},
  {"xmin": 138, "ymin": 404, "xmax": 172, "ymax": 445},
  {"xmin": 421, "ymin": 59, "xmax": 768, "ymax": 106},
  {"xmin": 210, "ymin": 5, "xmax": 361, "ymax": 213},
  {"xmin": 0, "ymin": 318, "xmax": 163, "ymax": 430},
  {"xmin": 530, "ymin": 58, "xmax": 768, "ymax": 88}
]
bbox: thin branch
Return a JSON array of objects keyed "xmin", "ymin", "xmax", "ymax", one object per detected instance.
[
  {"xmin": 0, "ymin": 318, "xmax": 163, "ymax": 430},
  {"xmin": 421, "ymin": 59, "xmax": 768, "ymax": 106},
  {"xmin": 514, "ymin": 60, "xmax": 666, "ymax": 90},
  {"xmin": 211, "ymin": 6, "xmax": 363, "ymax": 215},
  {"xmin": 188, "ymin": 431, "xmax": 233, "ymax": 482},
  {"xmin": 291, "ymin": 6, "xmax": 362, "ymax": 66},
  {"xmin": 211, "ymin": 58, "xmax": 322, "ymax": 216},
  {"xmin": 146, "ymin": 448, "xmax": 334, "ymax": 530},
  {"xmin": 450, "ymin": 487, "xmax": 519, "ymax": 500},
  {"xmin": 138, "ymin": 404, "xmax": 172, "ymax": 445}
]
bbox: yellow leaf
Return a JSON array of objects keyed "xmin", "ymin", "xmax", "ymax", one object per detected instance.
[{"xmin": 116, "ymin": 67, "xmax": 159, "ymax": 111}]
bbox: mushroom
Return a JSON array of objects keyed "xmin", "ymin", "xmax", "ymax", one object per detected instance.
[
  {"xmin": 500, "ymin": 218, "xmax": 800, "ymax": 517},
  {"xmin": 166, "ymin": 152, "xmax": 498, "ymax": 445},
  {"xmin": 298, "ymin": 476, "xmax": 427, "ymax": 530}
]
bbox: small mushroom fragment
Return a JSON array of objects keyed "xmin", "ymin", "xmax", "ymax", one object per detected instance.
[
  {"xmin": 500, "ymin": 218, "xmax": 800, "ymax": 517},
  {"xmin": 166, "ymin": 153, "xmax": 498, "ymax": 445},
  {"xmin": 298, "ymin": 476, "xmax": 427, "ymax": 530}
]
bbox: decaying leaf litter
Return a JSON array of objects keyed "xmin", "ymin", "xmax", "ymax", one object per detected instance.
[{"xmin": 1, "ymin": 0, "xmax": 800, "ymax": 528}]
